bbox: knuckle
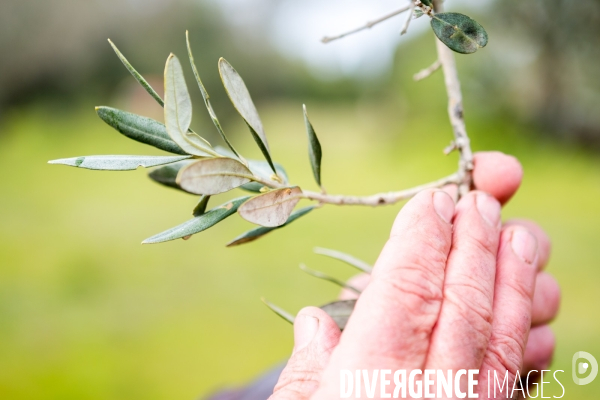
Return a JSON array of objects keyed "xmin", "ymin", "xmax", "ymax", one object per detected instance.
[
  {"xmin": 379, "ymin": 261, "xmax": 445, "ymax": 308},
  {"xmin": 458, "ymin": 229, "xmax": 499, "ymax": 260},
  {"xmin": 444, "ymin": 282, "xmax": 494, "ymax": 340},
  {"xmin": 487, "ymin": 326, "xmax": 527, "ymax": 378}
]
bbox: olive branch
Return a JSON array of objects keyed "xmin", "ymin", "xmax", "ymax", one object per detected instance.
[{"xmin": 49, "ymin": 1, "xmax": 489, "ymax": 327}]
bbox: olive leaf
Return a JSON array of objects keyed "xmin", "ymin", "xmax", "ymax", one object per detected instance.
[
  {"xmin": 186, "ymin": 32, "xmax": 242, "ymax": 160},
  {"xmin": 238, "ymin": 187, "xmax": 303, "ymax": 228},
  {"xmin": 431, "ymin": 13, "xmax": 488, "ymax": 54},
  {"xmin": 261, "ymin": 298, "xmax": 295, "ymax": 324},
  {"xmin": 313, "ymin": 247, "xmax": 373, "ymax": 273},
  {"xmin": 108, "ymin": 39, "xmax": 164, "ymax": 107},
  {"xmin": 218, "ymin": 58, "xmax": 277, "ymax": 174},
  {"xmin": 300, "ymin": 264, "xmax": 361, "ymax": 294},
  {"xmin": 164, "ymin": 54, "xmax": 216, "ymax": 157},
  {"xmin": 303, "ymin": 105, "xmax": 323, "ymax": 188},
  {"xmin": 96, "ymin": 107, "xmax": 186, "ymax": 155},
  {"xmin": 413, "ymin": 9, "xmax": 425, "ymax": 19},
  {"xmin": 242, "ymin": 160, "xmax": 289, "ymax": 192},
  {"xmin": 177, "ymin": 157, "xmax": 254, "ymax": 195},
  {"xmin": 142, "ymin": 196, "xmax": 250, "ymax": 244},
  {"xmin": 193, "ymin": 195, "xmax": 211, "ymax": 217},
  {"xmin": 48, "ymin": 155, "xmax": 191, "ymax": 171},
  {"xmin": 420, "ymin": 0, "xmax": 433, "ymax": 7},
  {"xmin": 148, "ymin": 160, "xmax": 195, "ymax": 190},
  {"xmin": 320, "ymin": 300, "xmax": 356, "ymax": 331},
  {"xmin": 215, "ymin": 146, "xmax": 288, "ymax": 192},
  {"xmin": 226, "ymin": 205, "xmax": 315, "ymax": 247}
]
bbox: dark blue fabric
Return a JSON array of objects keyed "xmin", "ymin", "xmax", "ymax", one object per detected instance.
[{"xmin": 204, "ymin": 362, "xmax": 286, "ymax": 400}]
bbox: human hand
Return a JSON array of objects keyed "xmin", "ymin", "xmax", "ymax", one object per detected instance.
[{"xmin": 270, "ymin": 152, "xmax": 560, "ymax": 400}]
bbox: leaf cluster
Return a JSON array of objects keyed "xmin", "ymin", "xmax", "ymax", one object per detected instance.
[{"xmin": 49, "ymin": 33, "xmax": 327, "ymax": 246}]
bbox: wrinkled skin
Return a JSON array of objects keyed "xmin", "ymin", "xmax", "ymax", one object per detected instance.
[{"xmin": 270, "ymin": 152, "xmax": 560, "ymax": 400}]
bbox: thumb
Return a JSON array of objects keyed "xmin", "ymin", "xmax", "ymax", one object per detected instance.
[{"xmin": 269, "ymin": 307, "xmax": 342, "ymax": 400}]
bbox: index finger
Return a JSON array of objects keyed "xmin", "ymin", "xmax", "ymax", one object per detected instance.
[{"xmin": 319, "ymin": 189, "xmax": 455, "ymax": 378}]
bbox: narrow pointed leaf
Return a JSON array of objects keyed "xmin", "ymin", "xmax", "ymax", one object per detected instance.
[
  {"xmin": 413, "ymin": 9, "xmax": 425, "ymax": 19},
  {"xmin": 49, "ymin": 155, "xmax": 191, "ymax": 171},
  {"xmin": 218, "ymin": 58, "xmax": 276, "ymax": 174},
  {"xmin": 142, "ymin": 196, "xmax": 249, "ymax": 244},
  {"xmin": 313, "ymin": 247, "xmax": 373, "ymax": 273},
  {"xmin": 303, "ymin": 105, "xmax": 323, "ymax": 187},
  {"xmin": 238, "ymin": 187, "xmax": 303, "ymax": 228},
  {"xmin": 216, "ymin": 146, "xmax": 287, "ymax": 191},
  {"xmin": 320, "ymin": 300, "xmax": 356, "ymax": 331},
  {"xmin": 177, "ymin": 157, "xmax": 254, "ymax": 195},
  {"xmin": 193, "ymin": 195, "xmax": 211, "ymax": 217},
  {"xmin": 215, "ymin": 146, "xmax": 286, "ymax": 192},
  {"xmin": 164, "ymin": 54, "xmax": 216, "ymax": 157},
  {"xmin": 300, "ymin": 264, "xmax": 361, "ymax": 294},
  {"xmin": 108, "ymin": 39, "xmax": 164, "ymax": 107},
  {"xmin": 431, "ymin": 13, "xmax": 488, "ymax": 54},
  {"xmin": 227, "ymin": 205, "xmax": 315, "ymax": 247},
  {"xmin": 186, "ymin": 32, "xmax": 242, "ymax": 160},
  {"xmin": 261, "ymin": 298, "xmax": 295, "ymax": 325},
  {"xmin": 148, "ymin": 160, "xmax": 195, "ymax": 190},
  {"xmin": 420, "ymin": 0, "xmax": 433, "ymax": 7},
  {"xmin": 96, "ymin": 106, "xmax": 186, "ymax": 155},
  {"xmin": 243, "ymin": 161, "xmax": 289, "ymax": 192}
]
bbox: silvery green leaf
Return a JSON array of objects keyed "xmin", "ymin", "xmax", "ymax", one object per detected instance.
[
  {"xmin": 96, "ymin": 106, "xmax": 186, "ymax": 155},
  {"xmin": 108, "ymin": 39, "xmax": 164, "ymax": 107},
  {"xmin": 261, "ymin": 298, "xmax": 295, "ymax": 325},
  {"xmin": 300, "ymin": 264, "xmax": 361, "ymax": 294},
  {"xmin": 142, "ymin": 196, "xmax": 249, "ymax": 244},
  {"xmin": 218, "ymin": 58, "xmax": 276, "ymax": 174},
  {"xmin": 303, "ymin": 105, "xmax": 323, "ymax": 187},
  {"xmin": 243, "ymin": 161, "xmax": 289, "ymax": 193},
  {"xmin": 413, "ymin": 9, "xmax": 425, "ymax": 19},
  {"xmin": 193, "ymin": 195, "xmax": 211, "ymax": 217},
  {"xmin": 186, "ymin": 32, "xmax": 242, "ymax": 160},
  {"xmin": 238, "ymin": 187, "xmax": 303, "ymax": 228},
  {"xmin": 164, "ymin": 54, "xmax": 216, "ymax": 157},
  {"xmin": 226, "ymin": 205, "xmax": 315, "ymax": 247},
  {"xmin": 313, "ymin": 247, "xmax": 373, "ymax": 273},
  {"xmin": 48, "ymin": 155, "xmax": 191, "ymax": 171},
  {"xmin": 431, "ymin": 13, "xmax": 488, "ymax": 54},
  {"xmin": 320, "ymin": 300, "xmax": 356, "ymax": 330},
  {"xmin": 148, "ymin": 160, "xmax": 195, "ymax": 190},
  {"xmin": 177, "ymin": 157, "xmax": 254, "ymax": 195},
  {"xmin": 216, "ymin": 145, "xmax": 288, "ymax": 192}
]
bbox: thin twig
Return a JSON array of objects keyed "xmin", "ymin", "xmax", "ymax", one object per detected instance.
[
  {"xmin": 400, "ymin": 2, "xmax": 416, "ymax": 36},
  {"xmin": 433, "ymin": 0, "xmax": 474, "ymax": 197},
  {"xmin": 302, "ymin": 173, "xmax": 459, "ymax": 206},
  {"xmin": 322, "ymin": 4, "xmax": 412, "ymax": 44},
  {"xmin": 260, "ymin": 0, "xmax": 472, "ymax": 205},
  {"xmin": 413, "ymin": 59, "xmax": 442, "ymax": 81}
]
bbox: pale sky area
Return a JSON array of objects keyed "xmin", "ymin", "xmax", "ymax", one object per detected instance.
[{"xmin": 210, "ymin": 0, "xmax": 493, "ymax": 78}]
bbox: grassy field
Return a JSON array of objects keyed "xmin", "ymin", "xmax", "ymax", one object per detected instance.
[{"xmin": 1, "ymin": 98, "xmax": 599, "ymax": 399}]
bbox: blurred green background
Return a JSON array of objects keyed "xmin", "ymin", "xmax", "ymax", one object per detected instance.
[{"xmin": 1, "ymin": 0, "xmax": 599, "ymax": 399}]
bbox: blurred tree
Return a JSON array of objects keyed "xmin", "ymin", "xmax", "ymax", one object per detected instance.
[
  {"xmin": 482, "ymin": 0, "xmax": 600, "ymax": 145},
  {"xmin": 0, "ymin": 0, "xmax": 360, "ymax": 119}
]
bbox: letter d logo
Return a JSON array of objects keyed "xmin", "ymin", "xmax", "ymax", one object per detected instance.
[{"xmin": 572, "ymin": 351, "xmax": 598, "ymax": 385}]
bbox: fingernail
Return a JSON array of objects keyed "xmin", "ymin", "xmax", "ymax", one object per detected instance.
[
  {"xmin": 511, "ymin": 229, "xmax": 538, "ymax": 265},
  {"xmin": 293, "ymin": 314, "xmax": 319, "ymax": 354},
  {"xmin": 433, "ymin": 191, "xmax": 454, "ymax": 224},
  {"xmin": 476, "ymin": 193, "xmax": 501, "ymax": 227}
]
